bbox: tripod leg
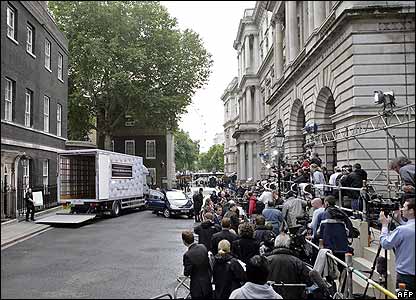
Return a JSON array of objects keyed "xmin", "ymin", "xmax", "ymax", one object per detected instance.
[{"xmin": 363, "ymin": 244, "xmax": 383, "ymax": 297}]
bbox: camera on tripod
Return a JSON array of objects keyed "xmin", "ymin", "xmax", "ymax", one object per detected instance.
[{"xmin": 366, "ymin": 195, "xmax": 401, "ymax": 227}]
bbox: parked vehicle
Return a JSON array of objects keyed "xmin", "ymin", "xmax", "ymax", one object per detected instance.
[
  {"xmin": 58, "ymin": 149, "xmax": 149, "ymax": 218},
  {"xmin": 146, "ymin": 189, "xmax": 193, "ymax": 219}
]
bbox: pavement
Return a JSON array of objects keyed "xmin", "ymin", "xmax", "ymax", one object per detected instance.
[{"xmin": 1, "ymin": 205, "xmax": 66, "ymax": 249}]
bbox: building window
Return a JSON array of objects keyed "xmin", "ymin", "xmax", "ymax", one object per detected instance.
[
  {"xmin": 111, "ymin": 140, "xmax": 114, "ymax": 152},
  {"xmin": 58, "ymin": 53, "xmax": 63, "ymax": 81},
  {"xmin": 22, "ymin": 159, "xmax": 30, "ymax": 189},
  {"xmin": 26, "ymin": 24, "xmax": 34, "ymax": 54},
  {"xmin": 7, "ymin": 5, "xmax": 16, "ymax": 40},
  {"xmin": 57, "ymin": 104, "xmax": 62, "ymax": 136},
  {"xmin": 45, "ymin": 39, "xmax": 51, "ymax": 70},
  {"xmin": 5, "ymin": 78, "xmax": 14, "ymax": 121},
  {"xmin": 43, "ymin": 160, "xmax": 49, "ymax": 187},
  {"xmin": 43, "ymin": 95, "xmax": 50, "ymax": 132},
  {"xmin": 146, "ymin": 140, "xmax": 156, "ymax": 159},
  {"xmin": 125, "ymin": 140, "xmax": 135, "ymax": 155},
  {"xmin": 25, "ymin": 89, "xmax": 33, "ymax": 127}
]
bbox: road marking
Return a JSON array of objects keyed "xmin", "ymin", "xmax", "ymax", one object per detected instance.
[{"xmin": 1, "ymin": 227, "xmax": 53, "ymax": 251}]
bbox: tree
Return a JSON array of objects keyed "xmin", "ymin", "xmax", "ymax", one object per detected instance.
[
  {"xmin": 174, "ymin": 130, "xmax": 200, "ymax": 172},
  {"xmin": 198, "ymin": 144, "xmax": 224, "ymax": 172},
  {"xmin": 48, "ymin": 1, "xmax": 212, "ymax": 148}
]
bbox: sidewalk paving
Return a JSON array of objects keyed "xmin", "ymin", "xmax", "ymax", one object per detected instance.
[{"xmin": 1, "ymin": 206, "xmax": 65, "ymax": 248}]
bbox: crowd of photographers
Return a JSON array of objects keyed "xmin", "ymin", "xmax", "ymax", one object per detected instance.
[{"xmin": 180, "ymin": 155, "xmax": 415, "ymax": 299}]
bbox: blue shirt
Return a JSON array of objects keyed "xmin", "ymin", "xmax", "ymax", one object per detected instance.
[
  {"xmin": 380, "ymin": 219, "xmax": 415, "ymax": 275},
  {"xmin": 262, "ymin": 207, "xmax": 283, "ymax": 235},
  {"xmin": 311, "ymin": 207, "xmax": 325, "ymax": 238}
]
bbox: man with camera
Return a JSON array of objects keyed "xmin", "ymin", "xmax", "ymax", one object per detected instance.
[
  {"xmin": 316, "ymin": 196, "xmax": 356, "ymax": 270},
  {"xmin": 379, "ymin": 198, "xmax": 415, "ymax": 293},
  {"xmin": 389, "ymin": 157, "xmax": 415, "ymax": 201}
]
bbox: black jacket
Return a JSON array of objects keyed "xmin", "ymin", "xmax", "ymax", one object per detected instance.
[
  {"xmin": 183, "ymin": 243, "xmax": 213, "ymax": 299},
  {"xmin": 194, "ymin": 220, "xmax": 221, "ymax": 252},
  {"xmin": 254, "ymin": 226, "xmax": 275, "ymax": 244},
  {"xmin": 231, "ymin": 237, "xmax": 260, "ymax": 264},
  {"xmin": 211, "ymin": 229, "xmax": 238, "ymax": 255},
  {"xmin": 193, "ymin": 192, "xmax": 204, "ymax": 211},
  {"xmin": 213, "ymin": 253, "xmax": 246, "ymax": 299},
  {"xmin": 341, "ymin": 169, "xmax": 367, "ymax": 199},
  {"xmin": 267, "ymin": 247, "xmax": 312, "ymax": 299}
]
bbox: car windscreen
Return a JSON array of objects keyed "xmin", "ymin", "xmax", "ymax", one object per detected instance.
[{"xmin": 166, "ymin": 191, "xmax": 187, "ymax": 201}]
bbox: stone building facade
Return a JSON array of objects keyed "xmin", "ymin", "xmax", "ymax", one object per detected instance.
[
  {"xmin": 221, "ymin": 77, "xmax": 239, "ymax": 176},
  {"xmin": 1, "ymin": 1, "xmax": 68, "ymax": 219},
  {"xmin": 226, "ymin": 1, "xmax": 415, "ymax": 183}
]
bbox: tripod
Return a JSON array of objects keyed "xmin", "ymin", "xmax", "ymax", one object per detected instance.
[{"xmin": 362, "ymin": 214, "xmax": 398, "ymax": 299}]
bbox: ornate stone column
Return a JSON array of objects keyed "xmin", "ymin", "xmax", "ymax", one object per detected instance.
[
  {"xmin": 313, "ymin": 2, "xmax": 325, "ymax": 30},
  {"xmin": 255, "ymin": 86, "xmax": 262, "ymax": 122},
  {"xmin": 287, "ymin": 1, "xmax": 299, "ymax": 63},
  {"xmin": 252, "ymin": 34, "xmax": 259, "ymax": 72},
  {"xmin": 246, "ymin": 87, "xmax": 252, "ymax": 122},
  {"xmin": 244, "ymin": 35, "xmax": 250, "ymax": 72},
  {"xmin": 308, "ymin": 1, "xmax": 314, "ymax": 35},
  {"xmin": 240, "ymin": 142, "xmax": 246, "ymax": 181},
  {"xmin": 247, "ymin": 141, "xmax": 253, "ymax": 180},
  {"xmin": 272, "ymin": 13, "xmax": 284, "ymax": 79}
]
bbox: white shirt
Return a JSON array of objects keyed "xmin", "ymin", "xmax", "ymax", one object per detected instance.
[
  {"xmin": 329, "ymin": 172, "xmax": 342, "ymax": 186},
  {"xmin": 259, "ymin": 190, "xmax": 273, "ymax": 206}
]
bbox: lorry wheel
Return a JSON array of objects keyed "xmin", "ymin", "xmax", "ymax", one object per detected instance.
[
  {"xmin": 163, "ymin": 208, "xmax": 171, "ymax": 218},
  {"xmin": 111, "ymin": 201, "xmax": 121, "ymax": 217}
]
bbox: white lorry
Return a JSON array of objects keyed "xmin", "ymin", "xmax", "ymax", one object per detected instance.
[{"xmin": 57, "ymin": 149, "xmax": 149, "ymax": 218}]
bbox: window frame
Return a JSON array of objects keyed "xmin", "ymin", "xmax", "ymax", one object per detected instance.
[
  {"xmin": 26, "ymin": 23, "xmax": 34, "ymax": 54},
  {"xmin": 125, "ymin": 140, "xmax": 135, "ymax": 155},
  {"xmin": 57, "ymin": 103, "xmax": 62, "ymax": 137},
  {"xmin": 43, "ymin": 95, "xmax": 50, "ymax": 133},
  {"xmin": 25, "ymin": 89, "xmax": 32, "ymax": 127},
  {"xmin": 145, "ymin": 140, "xmax": 156, "ymax": 160},
  {"xmin": 43, "ymin": 159, "xmax": 49, "ymax": 188},
  {"xmin": 44, "ymin": 39, "xmax": 51, "ymax": 71},
  {"xmin": 5, "ymin": 78, "xmax": 14, "ymax": 121},
  {"xmin": 58, "ymin": 52, "xmax": 63, "ymax": 81},
  {"xmin": 6, "ymin": 5, "xmax": 16, "ymax": 41}
]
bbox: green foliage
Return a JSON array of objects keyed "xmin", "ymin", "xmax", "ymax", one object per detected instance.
[
  {"xmin": 174, "ymin": 129, "xmax": 200, "ymax": 171},
  {"xmin": 48, "ymin": 1, "xmax": 212, "ymax": 146},
  {"xmin": 198, "ymin": 144, "xmax": 224, "ymax": 172}
]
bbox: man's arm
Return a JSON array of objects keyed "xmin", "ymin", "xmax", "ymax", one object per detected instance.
[
  {"xmin": 379, "ymin": 212, "xmax": 401, "ymax": 250},
  {"xmin": 183, "ymin": 253, "xmax": 192, "ymax": 277}
]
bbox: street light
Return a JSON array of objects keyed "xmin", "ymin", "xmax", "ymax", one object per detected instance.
[{"xmin": 273, "ymin": 126, "xmax": 285, "ymax": 199}]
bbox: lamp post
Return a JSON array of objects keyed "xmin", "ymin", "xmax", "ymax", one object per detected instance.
[{"xmin": 273, "ymin": 126, "xmax": 285, "ymax": 199}]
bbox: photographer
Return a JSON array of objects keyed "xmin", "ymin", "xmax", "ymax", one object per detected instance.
[
  {"xmin": 267, "ymin": 232, "xmax": 312, "ymax": 299},
  {"xmin": 379, "ymin": 198, "xmax": 415, "ymax": 293},
  {"xmin": 389, "ymin": 157, "xmax": 415, "ymax": 201},
  {"xmin": 316, "ymin": 196, "xmax": 356, "ymax": 270}
]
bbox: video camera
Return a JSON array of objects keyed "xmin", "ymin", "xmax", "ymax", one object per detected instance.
[{"xmin": 365, "ymin": 195, "xmax": 401, "ymax": 227}]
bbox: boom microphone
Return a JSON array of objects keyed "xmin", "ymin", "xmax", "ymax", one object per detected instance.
[{"xmin": 309, "ymin": 269, "xmax": 331, "ymax": 298}]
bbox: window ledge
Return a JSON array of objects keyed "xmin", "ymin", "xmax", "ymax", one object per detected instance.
[
  {"xmin": 146, "ymin": 157, "xmax": 156, "ymax": 160},
  {"xmin": 7, "ymin": 35, "xmax": 19, "ymax": 45},
  {"xmin": 58, "ymin": 78, "xmax": 64, "ymax": 83},
  {"xmin": 26, "ymin": 50, "xmax": 36, "ymax": 59},
  {"xmin": 45, "ymin": 66, "xmax": 52, "ymax": 73}
]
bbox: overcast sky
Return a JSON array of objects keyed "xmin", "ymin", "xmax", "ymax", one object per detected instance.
[{"xmin": 160, "ymin": 1, "xmax": 255, "ymax": 152}]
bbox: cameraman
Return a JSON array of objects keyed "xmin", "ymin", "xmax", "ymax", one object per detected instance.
[
  {"xmin": 316, "ymin": 195, "xmax": 355, "ymax": 270},
  {"xmin": 389, "ymin": 157, "xmax": 415, "ymax": 201},
  {"xmin": 379, "ymin": 198, "xmax": 415, "ymax": 293}
]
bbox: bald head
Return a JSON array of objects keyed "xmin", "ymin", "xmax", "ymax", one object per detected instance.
[{"xmin": 311, "ymin": 197, "xmax": 323, "ymax": 209}]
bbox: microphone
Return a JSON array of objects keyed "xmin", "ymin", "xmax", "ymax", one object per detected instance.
[{"xmin": 309, "ymin": 269, "xmax": 331, "ymax": 298}]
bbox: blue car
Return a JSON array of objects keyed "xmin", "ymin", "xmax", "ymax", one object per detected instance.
[{"xmin": 145, "ymin": 189, "xmax": 194, "ymax": 218}]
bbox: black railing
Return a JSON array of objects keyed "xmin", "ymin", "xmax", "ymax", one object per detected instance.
[{"xmin": 1, "ymin": 185, "xmax": 59, "ymax": 222}]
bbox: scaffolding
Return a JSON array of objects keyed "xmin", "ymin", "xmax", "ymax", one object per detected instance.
[{"xmin": 305, "ymin": 104, "xmax": 415, "ymax": 196}]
